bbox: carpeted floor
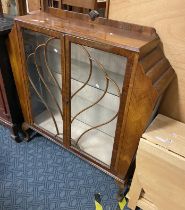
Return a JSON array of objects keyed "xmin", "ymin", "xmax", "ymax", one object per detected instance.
[{"xmin": 0, "ymin": 125, "xmax": 129, "ymax": 210}]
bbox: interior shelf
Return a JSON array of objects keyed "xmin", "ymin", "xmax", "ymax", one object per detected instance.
[
  {"xmin": 47, "ymin": 59, "xmax": 125, "ymax": 97},
  {"xmin": 32, "ymin": 72, "xmax": 119, "ymax": 138},
  {"xmin": 45, "ymin": 45, "xmax": 126, "ymax": 97},
  {"xmin": 71, "ymin": 59, "xmax": 124, "ymax": 96},
  {"xmin": 71, "ymin": 79, "xmax": 119, "ymax": 137},
  {"xmin": 33, "ymin": 81, "xmax": 118, "ymax": 138}
]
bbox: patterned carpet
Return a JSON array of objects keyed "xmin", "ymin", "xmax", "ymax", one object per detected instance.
[{"xmin": 0, "ymin": 125, "xmax": 129, "ymax": 210}]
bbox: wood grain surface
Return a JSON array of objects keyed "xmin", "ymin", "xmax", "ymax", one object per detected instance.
[{"xmin": 109, "ymin": 0, "xmax": 185, "ymax": 123}]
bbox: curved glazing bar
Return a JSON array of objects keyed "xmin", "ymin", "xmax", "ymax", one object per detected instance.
[
  {"xmin": 71, "ymin": 44, "xmax": 121, "ymax": 148},
  {"xmin": 26, "ymin": 55, "xmax": 60, "ymax": 134},
  {"xmin": 44, "ymin": 38, "xmax": 62, "ymax": 93},
  {"xmin": 23, "ymin": 30, "xmax": 63, "ymax": 138},
  {"xmin": 71, "ymin": 46, "xmax": 93, "ymax": 99}
]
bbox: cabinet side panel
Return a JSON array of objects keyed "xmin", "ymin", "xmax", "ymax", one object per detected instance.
[
  {"xmin": 114, "ymin": 64, "xmax": 158, "ymax": 179},
  {"xmin": 8, "ymin": 24, "xmax": 32, "ymax": 123}
]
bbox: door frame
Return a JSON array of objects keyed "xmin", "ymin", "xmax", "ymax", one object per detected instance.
[
  {"xmin": 15, "ymin": 22, "xmax": 66, "ymax": 144},
  {"xmin": 64, "ymin": 34, "xmax": 137, "ymax": 173}
]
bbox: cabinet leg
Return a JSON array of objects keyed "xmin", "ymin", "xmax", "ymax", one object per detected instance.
[
  {"xmin": 21, "ymin": 122, "xmax": 31, "ymax": 141},
  {"xmin": 115, "ymin": 179, "xmax": 127, "ymax": 201},
  {"xmin": 10, "ymin": 124, "xmax": 22, "ymax": 143}
]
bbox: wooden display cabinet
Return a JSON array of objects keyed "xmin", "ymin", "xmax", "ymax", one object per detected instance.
[{"xmin": 10, "ymin": 9, "xmax": 175, "ymax": 182}]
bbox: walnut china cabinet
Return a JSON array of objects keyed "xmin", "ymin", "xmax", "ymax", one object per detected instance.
[{"xmin": 10, "ymin": 5, "xmax": 175, "ymax": 182}]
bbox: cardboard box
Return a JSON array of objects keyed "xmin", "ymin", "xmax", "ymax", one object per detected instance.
[{"xmin": 128, "ymin": 114, "xmax": 185, "ymax": 210}]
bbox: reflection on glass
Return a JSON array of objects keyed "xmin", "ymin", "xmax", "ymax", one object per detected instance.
[
  {"xmin": 71, "ymin": 43, "xmax": 127, "ymax": 166},
  {"xmin": 2, "ymin": 0, "xmax": 18, "ymax": 16},
  {"xmin": 22, "ymin": 30, "xmax": 63, "ymax": 139}
]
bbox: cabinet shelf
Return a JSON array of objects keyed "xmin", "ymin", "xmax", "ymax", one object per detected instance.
[
  {"xmin": 71, "ymin": 87, "xmax": 118, "ymax": 137},
  {"xmin": 40, "ymin": 77, "xmax": 119, "ymax": 137},
  {"xmin": 71, "ymin": 59, "xmax": 124, "ymax": 97},
  {"xmin": 33, "ymin": 86, "xmax": 118, "ymax": 138},
  {"xmin": 47, "ymin": 58, "xmax": 124, "ymax": 97}
]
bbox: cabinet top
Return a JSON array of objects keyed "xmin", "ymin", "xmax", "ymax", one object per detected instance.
[{"xmin": 15, "ymin": 11, "xmax": 158, "ymax": 53}]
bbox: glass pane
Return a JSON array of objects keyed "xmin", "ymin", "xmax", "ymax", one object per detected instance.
[
  {"xmin": 2, "ymin": 0, "xmax": 18, "ymax": 16},
  {"xmin": 71, "ymin": 43, "xmax": 127, "ymax": 166},
  {"xmin": 22, "ymin": 29, "xmax": 63, "ymax": 139}
]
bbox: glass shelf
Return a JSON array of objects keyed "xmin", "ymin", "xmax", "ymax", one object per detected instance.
[
  {"xmin": 71, "ymin": 59, "xmax": 124, "ymax": 96},
  {"xmin": 71, "ymin": 43, "xmax": 127, "ymax": 97},
  {"xmin": 71, "ymin": 95, "xmax": 117, "ymax": 137},
  {"xmin": 71, "ymin": 79, "xmax": 119, "ymax": 137},
  {"xmin": 43, "ymin": 43, "xmax": 127, "ymax": 97},
  {"xmin": 44, "ymin": 78, "xmax": 118, "ymax": 137},
  {"xmin": 45, "ymin": 60, "xmax": 125, "ymax": 97}
]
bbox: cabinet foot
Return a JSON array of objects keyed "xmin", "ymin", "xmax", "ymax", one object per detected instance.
[
  {"xmin": 115, "ymin": 180, "xmax": 128, "ymax": 201},
  {"xmin": 21, "ymin": 122, "xmax": 32, "ymax": 141},
  {"xmin": 115, "ymin": 177, "xmax": 132, "ymax": 204},
  {"xmin": 10, "ymin": 133, "xmax": 22, "ymax": 143},
  {"xmin": 10, "ymin": 124, "xmax": 22, "ymax": 143}
]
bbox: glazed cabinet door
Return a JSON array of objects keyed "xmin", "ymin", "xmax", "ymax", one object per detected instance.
[
  {"xmin": 20, "ymin": 29, "xmax": 64, "ymax": 141},
  {"xmin": 65, "ymin": 36, "xmax": 128, "ymax": 168}
]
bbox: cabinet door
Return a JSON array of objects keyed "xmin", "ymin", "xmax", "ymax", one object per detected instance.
[
  {"xmin": 66, "ymin": 36, "xmax": 128, "ymax": 167},
  {"xmin": 21, "ymin": 29, "xmax": 64, "ymax": 141}
]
